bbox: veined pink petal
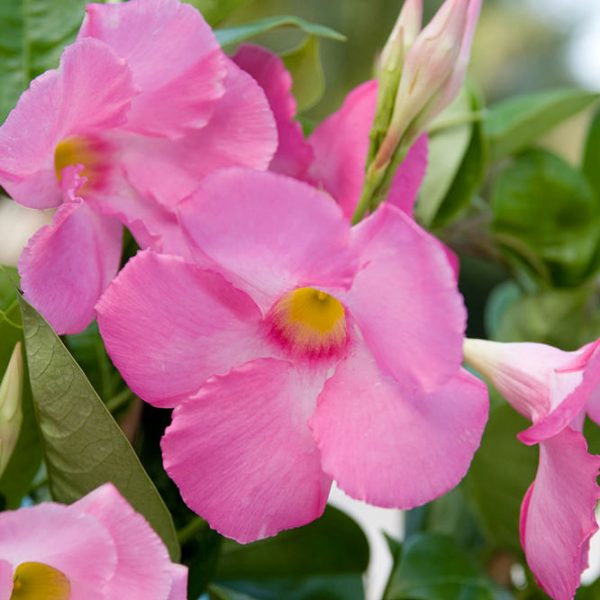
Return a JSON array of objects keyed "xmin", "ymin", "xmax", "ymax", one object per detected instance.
[
  {"xmin": 0, "ymin": 502, "xmax": 117, "ymax": 600},
  {"xmin": 74, "ymin": 483, "xmax": 175, "ymax": 600},
  {"xmin": 162, "ymin": 358, "xmax": 332, "ymax": 543},
  {"xmin": 178, "ymin": 168, "xmax": 356, "ymax": 313},
  {"xmin": 119, "ymin": 59, "xmax": 277, "ymax": 211},
  {"xmin": 80, "ymin": 0, "xmax": 227, "ymax": 137},
  {"xmin": 19, "ymin": 199, "xmax": 122, "ymax": 335},
  {"xmin": 0, "ymin": 38, "xmax": 135, "ymax": 209},
  {"xmin": 347, "ymin": 203, "xmax": 465, "ymax": 392},
  {"xmin": 308, "ymin": 81, "xmax": 428, "ymax": 219},
  {"xmin": 96, "ymin": 251, "xmax": 269, "ymax": 408},
  {"xmin": 310, "ymin": 341, "xmax": 488, "ymax": 508},
  {"xmin": 520, "ymin": 428, "xmax": 600, "ymax": 600},
  {"xmin": 233, "ymin": 44, "xmax": 313, "ymax": 179},
  {"xmin": 0, "ymin": 560, "xmax": 13, "ymax": 600}
]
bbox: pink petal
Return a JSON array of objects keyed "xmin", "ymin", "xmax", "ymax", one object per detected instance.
[
  {"xmin": 309, "ymin": 340, "xmax": 488, "ymax": 508},
  {"xmin": 162, "ymin": 358, "xmax": 332, "ymax": 543},
  {"xmin": 0, "ymin": 502, "xmax": 117, "ymax": 600},
  {"xmin": 178, "ymin": 168, "xmax": 356, "ymax": 312},
  {"xmin": 232, "ymin": 44, "xmax": 313, "ymax": 179},
  {"xmin": 347, "ymin": 203, "xmax": 465, "ymax": 392},
  {"xmin": 80, "ymin": 0, "xmax": 227, "ymax": 137},
  {"xmin": 119, "ymin": 59, "xmax": 277, "ymax": 211},
  {"xmin": 19, "ymin": 199, "xmax": 122, "ymax": 335},
  {"xmin": 520, "ymin": 428, "xmax": 600, "ymax": 600},
  {"xmin": 166, "ymin": 565, "xmax": 188, "ymax": 600},
  {"xmin": 0, "ymin": 560, "xmax": 13, "ymax": 600},
  {"xmin": 0, "ymin": 38, "xmax": 135, "ymax": 209},
  {"xmin": 96, "ymin": 251, "xmax": 268, "ymax": 408},
  {"xmin": 308, "ymin": 81, "xmax": 428, "ymax": 219},
  {"xmin": 74, "ymin": 483, "xmax": 175, "ymax": 600}
]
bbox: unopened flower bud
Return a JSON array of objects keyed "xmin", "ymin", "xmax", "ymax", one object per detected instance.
[
  {"xmin": 379, "ymin": 0, "xmax": 423, "ymax": 74},
  {"xmin": 0, "ymin": 343, "xmax": 24, "ymax": 477}
]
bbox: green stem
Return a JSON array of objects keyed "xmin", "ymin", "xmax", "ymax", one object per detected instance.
[
  {"xmin": 105, "ymin": 388, "xmax": 133, "ymax": 413},
  {"xmin": 177, "ymin": 517, "xmax": 208, "ymax": 545},
  {"xmin": 427, "ymin": 110, "xmax": 487, "ymax": 135}
]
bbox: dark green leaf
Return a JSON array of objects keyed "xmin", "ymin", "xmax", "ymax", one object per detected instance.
[
  {"xmin": 432, "ymin": 86, "xmax": 488, "ymax": 228},
  {"xmin": 0, "ymin": 0, "xmax": 92, "ymax": 121},
  {"xmin": 184, "ymin": 0, "xmax": 252, "ymax": 26},
  {"xmin": 465, "ymin": 401, "xmax": 537, "ymax": 554},
  {"xmin": 582, "ymin": 108, "xmax": 600, "ymax": 200},
  {"xmin": 491, "ymin": 148, "xmax": 600, "ymax": 287},
  {"xmin": 485, "ymin": 89, "xmax": 600, "ymax": 161},
  {"xmin": 215, "ymin": 16, "xmax": 345, "ymax": 48},
  {"xmin": 18, "ymin": 296, "xmax": 180, "ymax": 560},
  {"xmin": 384, "ymin": 533, "xmax": 500, "ymax": 600},
  {"xmin": 215, "ymin": 506, "xmax": 368, "ymax": 600},
  {"xmin": 282, "ymin": 36, "xmax": 325, "ymax": 112},
  {"xmin": 577, "ymin": 578, "xmax": 600, "ymax": 599}
]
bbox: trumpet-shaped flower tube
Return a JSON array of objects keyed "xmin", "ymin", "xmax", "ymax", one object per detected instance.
[
  {"xmin": 0, "ymin": 483, "xmax": 187, "ymax": 600},
  {"xmin": 464, "ymin": 338, "xmax": 600, "ymax": 600},
  {"xmin": 0, "ymin": 0, "xmax": 276, "ymax": 334},
  {"xmin": 97, "ymin": 168, "xmax": 487, "ymax": 543}
]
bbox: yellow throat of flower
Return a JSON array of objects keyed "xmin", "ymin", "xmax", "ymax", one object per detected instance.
[
  {"xmin": 270, "ymin": 287, "xmax": 347, "ymax": 356},
  {"xmin": 54, "ymin": 136, "xmax": 102, "ymax": 190},
  {"xmin": 10, "ymin": 562, "xmax": 71, "ymax": 600}
]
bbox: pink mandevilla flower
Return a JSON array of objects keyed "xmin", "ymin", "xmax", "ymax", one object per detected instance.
[
  {"xmin": 97, "ymin": 168, "xmax": 488, "ymax": 543},
  {"xmin": 232, "ymin": 43, "xmax": 429, "ymax": 221},
  {"xmin": 0, "ymin": 483, "xmax": 187, "ymax": 600},
  {"xmin": 0, "ymin": 0, "xmax": 276, "ymax": 335},
  {"xmin": 464, "ymin": 338, "xmax": 600, "ymax": 600}
]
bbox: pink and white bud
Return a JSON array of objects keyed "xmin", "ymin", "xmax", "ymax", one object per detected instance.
[
  {"xmin": 375, "ymin": 0, "xmax": 481, "ymax": 169},
  {"xmin": 380, "ymin": 0, "xmax": 423, "ymax": 73}
]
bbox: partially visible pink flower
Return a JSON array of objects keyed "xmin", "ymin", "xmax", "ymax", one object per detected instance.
[
  {"xmin": 0, "ymin": 0, "xmax": 276, "ymax": 334},
  {"xmin": 97, "ymin": 168, "xmax": 487, "ymax": 543},
  {"xmin": 464, "ymin": 338, "xmax": 600, "ymax": 600},
  {"xmin": 0, "ymin": 483, "xmax": 187, "ymax": 600},
  {"xmin": 232, "ymin": 44, "xmax": 428, "ymax": 220}
]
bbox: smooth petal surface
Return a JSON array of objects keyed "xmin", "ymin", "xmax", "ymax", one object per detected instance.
[
  {"xmin": 0, "ymin": 503, "xmax": 116, "ymax": 600},
  {"xmin": 179, "ymin": 168, "xmax": 356, "ymax": 312},
  {"xmin": 348, "ymin": 204, "xmax": 465, "ymax": 392},
  {"xmin": 0, "ymin": 560, "xmax": 13, "ymax": 600},
  {"xmin": 120, "ymin": 60, "xmax": 277, "ymax": 210},
  {"xmin": 310, "ymin": 342, "xmax": 488, "ymax": 508},
  {"xmin": 166, "ymin": 565, "xmax": 188, "ymax": 600},
  {"xmin": 80, "ymin": 0, "xmax": 226, "ymax": 136},
  {"xmin": 162, "ymin": 358, "xmax": 332, "ymax": 543},
  {"xmin": 74, "ymin": 484, "xmax": 174, "ymax": 600},
  {"xmin": 308, "ymin": 81, "xmax": 427, "ymax": 219},
  {"xmin": 19, "ymin": 200, "xmax": 122, "ymax": 335},
  {"xmin": 520, "ymin": 428, "xmax": 600, "ymax": 600},
  {"xmin": 0, "ymin": 39, "xmax": 135, "ymax": 208},
  {"xmin": 233, "ymin": 44, "xmax": 313, "ymax": 179},
  {"xmin": 96, "ymin": 251, "xmax": 268, "ymax": 408}
]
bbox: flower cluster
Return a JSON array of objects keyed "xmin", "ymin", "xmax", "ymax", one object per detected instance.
[{"xmin": 0, "ymin": 0, "xmax": 597, "ymax": 599}]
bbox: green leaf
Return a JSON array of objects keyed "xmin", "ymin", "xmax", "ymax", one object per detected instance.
[
  {"xmin": 184, "ymin": 0, "xmax": 252, "ymax": 26},
  {"xmin": 582, "ymin": 107, "xmax": 600, "ymax": 200},
  {"xmin": 215, "ymin": 16, "xmax": 345, "ymax": 48},
  {"xmin": 485, "ymin": 281, "xmax": 600, "ymax": 349},
  {"xmin": 491, "ymin": 148, "xmax": 600, "ymax": 287},
  {"xmin": 282, "ymin": 36, "xmax": 325, "ymax": 112},
  {"xmin": 416, "ymin": 88, "xmax": 474, "ymax": 226},
  {"xmin": 214, "ymin": 506, "xmax": 368, "ymax": 600},
  {"xmin": 18, "ymin": 296, "xmax": 180, "ymax": 560},
  {"xmin": 384, "ymin": 533, "xmax": 501, "ymax": 600},
  {"xmin": 0, "ymin": 343, "xmax": 24, "ymax": 476},
  {"xmin": 465, "ymin": 401, "xmax": 537, "ymax": 554},
  {"xmin": 431, "ymin": 86, "xmax": 488, "ymax": 228},
  {"xmin": 485, "ymin": 89, "xmax": 600, "ymax": 161},
  {"xmin": 0, "ymin": 0, "xmax": 93, "ymax": 121}
]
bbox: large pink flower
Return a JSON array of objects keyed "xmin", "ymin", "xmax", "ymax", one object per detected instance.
[
  {"xmin": 0, "ymin": 0, "xmax": 276, "ymax": 334},
  {"xmin": 232, "ymin": 44, "xmax": 428, "ymax": 220},
  {"xmin": 0, "ymin": 483, "xmax": 187, "ymax": 600},
  {"xmin": 97, "ymin": 168, "xmax": 488, "ymax": 543},
  {"xmin": 464, "ymin": 338, "xmax": 600, "ymax": 600}
]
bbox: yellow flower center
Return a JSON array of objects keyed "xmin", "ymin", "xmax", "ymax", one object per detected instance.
[
  {"xmin": 10, "ymin": 562, "xmax": 71, "ymax": 600},
  {"xmin": 54, "ymin": 136, "xmax": 104, "ymax": 191},
  {"xmin": 270, "ymin": 287, "xmax": 347, "ymax": 356}
]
